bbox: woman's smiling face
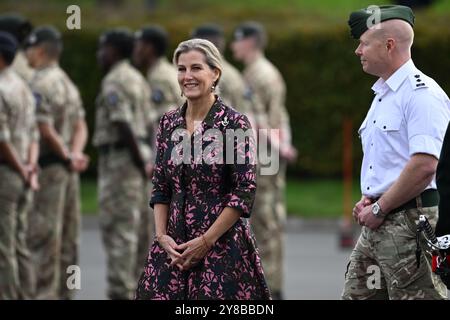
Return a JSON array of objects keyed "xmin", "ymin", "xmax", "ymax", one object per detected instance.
[{"xmin": 177, "ymin": 49, "xmax": 219, "ymax": 100}]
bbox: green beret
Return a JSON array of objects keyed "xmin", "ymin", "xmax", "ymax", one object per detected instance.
[
  {"xmin": 0, "ymin": 14, "xmax": 32, "ymax": 44},
  {"xmin": 233, "ymin": 21, "xmax": 265, "ymax": 41},
  {"xmin": 134, "ymin": 25, "xmax": 168, "ymax": 56},
  {"xmin": 0, "ymin": 31, "xmax": 18, "ymax": 57},
  {"xmin": 99, "ymin": 28, "xmax": 134, "ymax": 58},
  {"xmin": 24, "ymin": 25, "xmax": 61, "ymax": 48},
  {"xmin": 191, "ymin": 23, "xmax": 224, "ymax": 39},
  {"xmin": 348, "ymin": 5, "xmax": 415, "ymax": 39}
]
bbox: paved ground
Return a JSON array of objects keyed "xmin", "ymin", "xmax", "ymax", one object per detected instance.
[{"xmin": 75, "ymin": 217, "xmax": 352, "ymax": 300}]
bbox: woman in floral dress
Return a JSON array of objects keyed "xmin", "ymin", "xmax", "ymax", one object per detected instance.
[{"xmin": 135, "ymin": 38, "xmax": 270, "ymax": 300}]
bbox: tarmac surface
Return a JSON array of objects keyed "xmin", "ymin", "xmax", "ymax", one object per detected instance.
[{"xmin": 75, "ymin": 216, "xmax": 353, "ymax": 300}]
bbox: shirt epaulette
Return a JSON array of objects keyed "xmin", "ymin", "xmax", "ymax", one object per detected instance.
[{"xmin": 409, "ymin": 72, "xmax": 429, "ymax": 90}]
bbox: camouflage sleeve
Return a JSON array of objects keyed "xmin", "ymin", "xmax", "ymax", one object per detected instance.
[
  {"xmin": 149, "ymin": 114, "xmax": 172, "ymax": 208},
  {"xmin": 168, "ymin": 76, "xmax": 184, "ymax": 107},
  {"xmin": 32, "ymin": 90, "xmax": 52, "ymax": 125},
  {"xmin": 249, "ymin": 89, "xmax": 270, "ymax": 130},
  {"xmin": 74, "ymin": 88, "xmax": 86, "ymax": 120},
  {"xmin": 103, "ymin": 82, "xmax": 133, "ymax": 124},
  {"xmin": 0, "ymin": 95, "xmax": 11, "ymax": 142},
  {"xmin": 142, "ymin": 85, "xmax": 156, "ymax": 163},
  {"xmin": 225, "ymin": 114, "xmax": 257, "ymax": 218},
  {"xmin": 29, "ymin": 95, "xmax": 39, "ymax": 143},
  {"xmin": 266, "ymin": 80, "xmax": 292, "ymax": 148}
]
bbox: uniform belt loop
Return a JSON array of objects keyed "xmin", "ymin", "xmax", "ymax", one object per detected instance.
[{"xmin": 416, "ymin": 193, "xmax": 423, "ymax": 209}]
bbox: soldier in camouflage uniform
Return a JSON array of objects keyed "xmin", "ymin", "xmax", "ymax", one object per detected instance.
[
  {"xmin": 93, "ymin": 28, "xmax": 154, "ymax": 300},
  {"xmin": 190, "ymin": 23, "xmax": 255, "ymax": 128},
  {"xmin": 133, "ymin": 26, "xmax": 182, "ymax": 278},
  {"xmin": 231, "ymin": 22, "xmax": 297, "ymax": 300},
  {"xmin": 343, "ymin": 6, "xmax": 448, "ymax": 299},
  {"xmin": 0, "ymin": 14, "xmax": 34, "ymax": 83},
  {"xmin": 25, "ymin": 26, "xmax": 89, "ymax": 300},
  {"xmin": 0, "ymin": 31, "xmax": 39, "ymax": 300},
  {"xmin": 133, "ymin": 25, "xmax": 183, "ymax": 125}
]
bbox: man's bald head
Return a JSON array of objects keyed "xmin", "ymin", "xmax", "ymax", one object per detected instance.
[
  {"xmin": 355, "ymin": 19, "xmax": 415, "ymax": 79},
  {"xmin": 370, "ymin": 19, "xmax": 414, "ymax": 54}
]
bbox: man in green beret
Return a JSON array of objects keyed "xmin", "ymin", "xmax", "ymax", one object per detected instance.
[
  {"xmin": 190, "ymin": 23, "xmax": 255, "ymax": 128},
  {"xmin": 93, "ymin": 28, "xmax": 154, "ymax": 299},
  {"xmin": 344, "ymin": 5, "xmax": 449, "ymax": 299},
  {"xmin": 25, "ymin": 25, "xmax": 89, "ymax": 299},
  {"xmin": 231, "ymin": 21, "xmax": 297, "ymax": 300},
  {"xmin": 0, "ymin": 13, "xmax": 34, "ymax": 83},
  {"xmin": 0, "ymin": 31, "xmax": 38, "ymax": 300}
]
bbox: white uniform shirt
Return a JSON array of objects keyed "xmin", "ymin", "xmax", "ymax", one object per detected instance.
[{"xmin": 359, "ymin": 59, "xmax": 450, "ymax": 198}]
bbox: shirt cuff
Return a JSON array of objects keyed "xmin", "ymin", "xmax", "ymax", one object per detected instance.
[
  {"xmin": 409, "ymin": 134, "xmax": 441, "ymax": 159},
  {"xmin": 36, "ymin": 115, "xmax": 53, "ymax": 125}
]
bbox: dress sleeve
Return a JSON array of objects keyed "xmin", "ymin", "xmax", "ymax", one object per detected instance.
[
  {"xmin": 149, "ymin": 113, "xmax": 172, "ymax": 208},
  {"xmin": 224, "ymin": 114, "xmax": 257, "ymax": 218}
]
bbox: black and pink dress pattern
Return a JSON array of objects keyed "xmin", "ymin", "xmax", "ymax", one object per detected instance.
[{"xmin": 135, "ymin": 97, "xmax": 271, "ymax": 300}]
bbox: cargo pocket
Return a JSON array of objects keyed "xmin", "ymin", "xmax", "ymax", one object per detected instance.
[{"xmin": 391, "ymin": 254, "xmax": 427, "ymax": 290}]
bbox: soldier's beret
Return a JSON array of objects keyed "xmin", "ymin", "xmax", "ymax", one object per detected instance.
[
  {"xmin": 0, "ymin": 14, "xmax": 32, "ymax": 44},
  {"xmin": 24, "ymin": 25, "xmax": 61, "ymax": 48},
  {"xmin": 233, "ymin": 21, "xmax": 265, "ymax": 41},
  {"xmin": 0, "ymin": 31, "xmax": 18, "ymax": 58},
  {"xmin": 134, "ymin": 26, "xmax": 168, "ymax": 56},
  {"xmin": 191, "ymin": 23, "xmax": 224, "ymax": 39},
  {"xmin": 99, "ymin": 28, "xmax": 134, "ymax": 58},
  {"xmin": 348, "ymin": 5, "xmax": 415, "ymax": 39}
]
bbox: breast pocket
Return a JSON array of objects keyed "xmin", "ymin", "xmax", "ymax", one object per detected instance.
[{"xmin": 374, "ymin": 115, "xmax": 403, "ymax": 153}]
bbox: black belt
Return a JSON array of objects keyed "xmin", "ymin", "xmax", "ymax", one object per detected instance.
[
  {"xmin": 97, "ymin": 142, "xmax": 129, "ymax": 155},
  {"xmin": 97, "ymin": 139, "xmax": 149, "ymax": 155},
  {"xmin": 391, "ymin": 189, "xmax": 439, "ymax": 213},
  {"xmin": 38, "ymin": 154, "xmax": 70, "ymax": 169}
]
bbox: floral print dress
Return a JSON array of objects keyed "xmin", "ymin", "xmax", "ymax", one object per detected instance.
[{"xmin": 135, "ymin": 97, "xmax": 271, "ymax": 300}]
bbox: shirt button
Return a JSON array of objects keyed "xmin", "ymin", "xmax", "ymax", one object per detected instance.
[
  {"xmin": 371, "ymin": 143, "xmax": 373, "ymax": 146},
  {"xmin": 383, "ymin": 126, "xmax": 387, "ymax": 129},
  {"xmin": 373, "ymin": 120, "xmax": 376, "ymax": 124},
  {"xmin": 370, "ymin": 165, "xmax": 373, "ymax": 169},
  {"xmin": 378, "ymin": 98, "xmax": 382, "ymax": 102},
  {"xmin": 367, "ymin": 187, "xmax": 370, "ymax": 190}
]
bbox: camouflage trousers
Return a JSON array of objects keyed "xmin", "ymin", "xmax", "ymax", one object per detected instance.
[
  {"xmin": 342, "ymin": 206, "xmax": 448, "ymax": 300},
  {"xmin": 98, "ymin": 150, "xmax": 153, "ymax": 300},
  {"xmin": 251, "ymin": 160, "xmax": 287, "ymax": 296},
  {"xmin": 29, "ymin": 164, "xmax": 81, "ymax": 300},
  {"xmin": 0, "ymin": 166, "xmax": 35, "ymax": 300}
]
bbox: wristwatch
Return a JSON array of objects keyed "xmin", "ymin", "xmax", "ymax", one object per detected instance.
[{"xmin": 371, "ymin": 201, "xmax": 386, "ymax": 218}]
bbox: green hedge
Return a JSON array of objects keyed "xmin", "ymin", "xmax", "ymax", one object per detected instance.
[{"xmin": 57, "ymin": 23, "xmax": 450, "ymax": 178}]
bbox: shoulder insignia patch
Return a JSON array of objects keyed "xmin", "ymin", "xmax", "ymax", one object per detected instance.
[
  {"xmin": 151, "ymin": 88, "xmax": 165, "ymax": 104},
  {"xmin": 105, "ymin": 92, "xmax": 119, "ymax": 107}
]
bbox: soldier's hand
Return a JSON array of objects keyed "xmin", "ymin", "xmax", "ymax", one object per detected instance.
[
  {"xmin": 353, "ymin": 196, "xmax": 372, "ymax": 222},
  {"xmin": 358, "ymin": 204, "xmax": 384, "ymax": 230},
  {"xmin": 29, "ymin": 172, "xmax": 40, "ymax": 191},
  {"xmin": 70, "ymin": 153, "xmax": 90, "ymax": 172},
  {"xmin": 281, "ymin": 145, "xmax": 298, "ymax": 163}
]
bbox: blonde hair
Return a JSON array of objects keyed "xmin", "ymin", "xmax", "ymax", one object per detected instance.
[{"xmin": 173, "ymin": 38, "xmax": 222, "ymax": 86}]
